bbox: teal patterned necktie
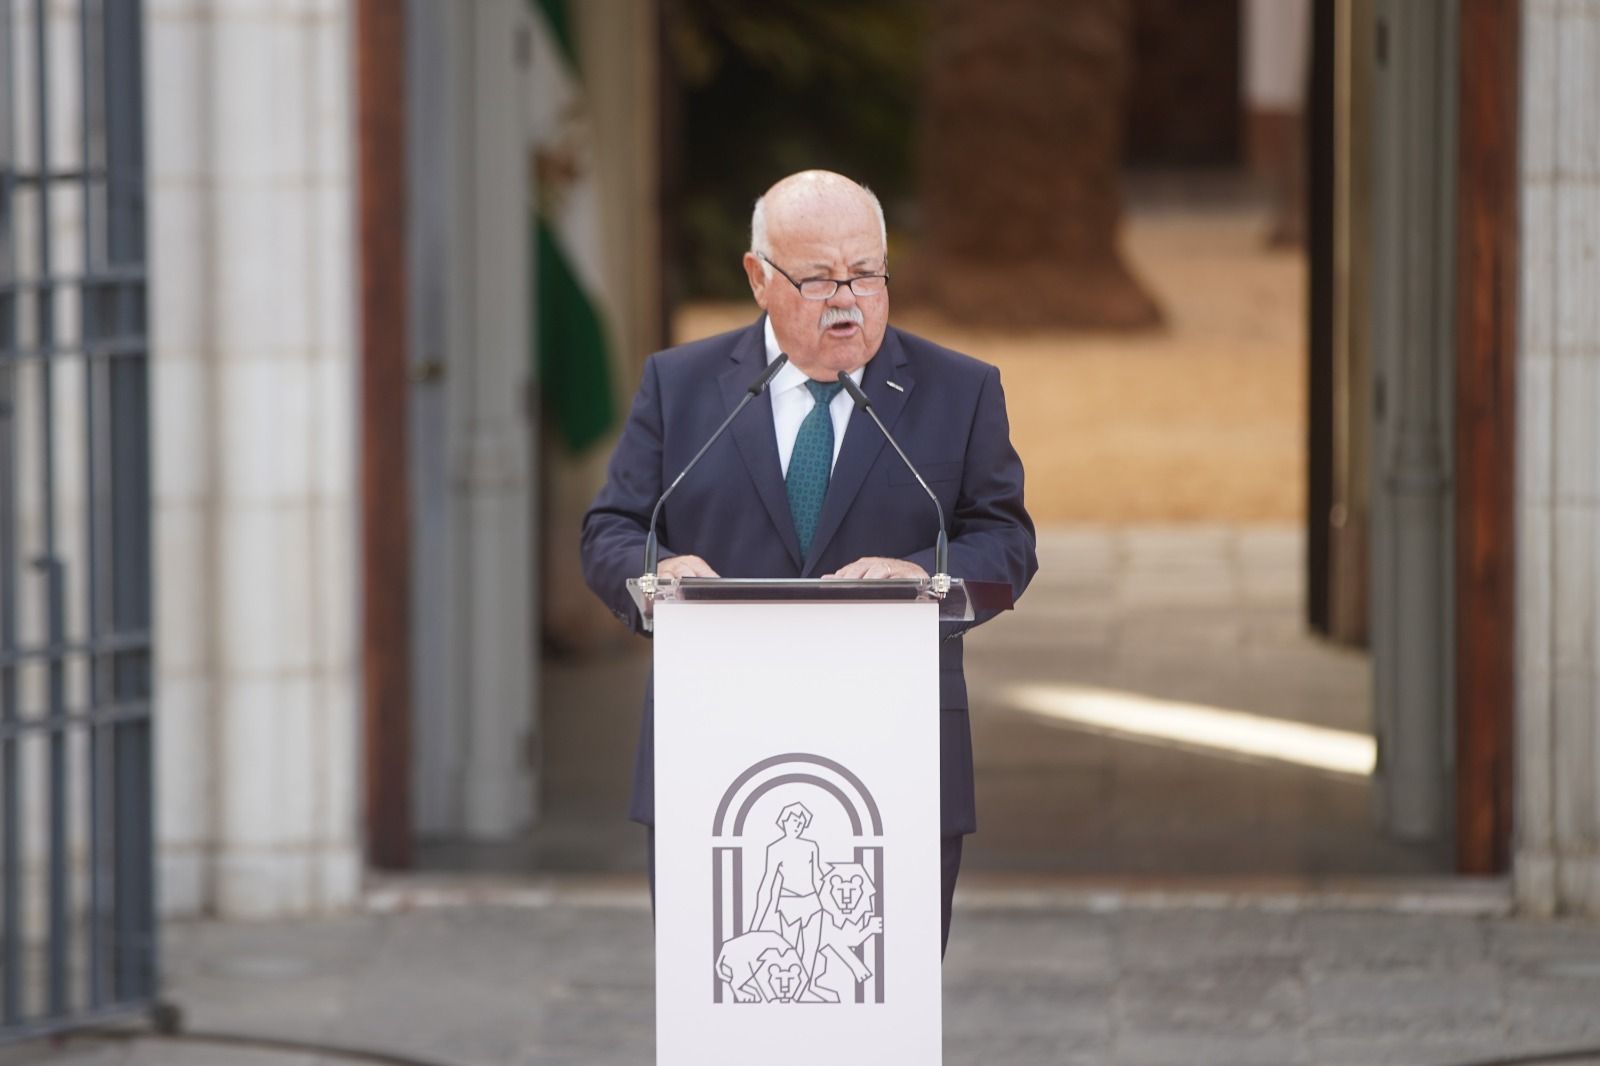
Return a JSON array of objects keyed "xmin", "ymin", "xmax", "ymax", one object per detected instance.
[{"xmin": 786, "ymin": 379, "xmax": 845, "ymax": 555}]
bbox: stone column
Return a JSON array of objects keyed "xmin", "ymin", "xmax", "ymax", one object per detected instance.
[
  {"xmin": 148, "ymin": 0, "xmax": 361, "ymax": 917},
  {"xmin": 1515, "ymin": 0, "xmax": 1600, "ymax": 918}
]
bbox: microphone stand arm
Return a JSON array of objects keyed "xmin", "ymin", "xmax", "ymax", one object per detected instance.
[
  {"xmin": 640, "ymin": 352, "xmax": 789, "ymax": 597},
  {"xmin": 640, "ymin": 392, "xmax": 751, "ymax": 596},
  {"xmin": 859, "ymin": 403, "xmax": 952, "ymax": 597}
]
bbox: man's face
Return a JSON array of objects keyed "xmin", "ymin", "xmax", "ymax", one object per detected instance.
[{"xmin": 743, "ymin": 207, "xmax": 888, "ymax": 381}]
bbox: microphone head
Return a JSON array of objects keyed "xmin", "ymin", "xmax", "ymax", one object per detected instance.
[
  {"xmin": 837, "ymin": 372, "xmax": 871, "ymax": 410},
  {"xmin": 749, "ymin": 352, "xmax": 789, "ymax": 395}
]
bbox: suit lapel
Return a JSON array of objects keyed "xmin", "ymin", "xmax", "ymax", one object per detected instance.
[
  {"xmin": 802, "ymin": 329, "xmax": 915, "ymax": 576},
  {"xmin": 721, "ymin": 319, "xmax": 804, "ymax": 569}
]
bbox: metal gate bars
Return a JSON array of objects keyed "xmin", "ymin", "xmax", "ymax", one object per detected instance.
[{"xmin": 0, "ymin": 0, "xmax": 156, "ymax": 1043}]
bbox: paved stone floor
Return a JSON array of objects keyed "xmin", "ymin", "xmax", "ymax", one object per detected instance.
[
  {"xmin": 4, "ymin": 893, "xmax": 1600, "ymax": 1066},
  {"xmin": 961, "ymin": 525, "xmax": 1446, "ymax": 877},
  {"xmin": 427, "ymin": 525, "xmax": 1446, "ymax": 880},
  {"xmin": 3, "ymin": 526, "xmax": 1595, "ymax": 1066}
]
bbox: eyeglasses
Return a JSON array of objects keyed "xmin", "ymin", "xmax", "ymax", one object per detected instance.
[{"xmin": 757, "ymin": 253, "xmax": 889, "ymax": 300}]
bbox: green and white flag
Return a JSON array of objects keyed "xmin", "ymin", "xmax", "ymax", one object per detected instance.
[{"xmin": 527, "ymin": 0, "xmax": 616, "ymax": 453}]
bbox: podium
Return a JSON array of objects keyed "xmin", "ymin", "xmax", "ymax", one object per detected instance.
[{"xmin": 629, "ymin": 577, "xmax": 992, "ymax": 1066}]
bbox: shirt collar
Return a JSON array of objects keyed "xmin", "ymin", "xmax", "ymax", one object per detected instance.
[{"xmin": 763, "ymin": 315, "xmax": 864, "ymax": 393}]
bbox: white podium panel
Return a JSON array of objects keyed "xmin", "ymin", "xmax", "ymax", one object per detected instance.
[{"xmin": 654, "ymin": 600, "xmax": 942, "ymax": 1065}]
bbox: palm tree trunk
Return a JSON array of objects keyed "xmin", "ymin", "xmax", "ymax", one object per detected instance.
[{"xmin": 913, "ymin": 0, "xmax": 1161, "ymax": 329}]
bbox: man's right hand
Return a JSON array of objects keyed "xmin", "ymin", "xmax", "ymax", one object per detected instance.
[{"xmin": 658, "ymin": 555, "xmax": 719, "ymax": 579}]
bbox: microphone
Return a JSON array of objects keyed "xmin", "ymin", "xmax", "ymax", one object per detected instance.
[
  {"xmin": 836, "ymin": 373, "xmax": 951, "ymax": 595},
  {"xmin": 641, "ymin": 353, "xmax": 789, "ymax": 589}
]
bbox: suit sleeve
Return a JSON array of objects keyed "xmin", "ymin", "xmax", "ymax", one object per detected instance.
[
  {"xmin": 580, "ymin": 354, "xmax": 675, "ymax": 634},
  {"xmin": 904, "ymin": 364, "xmax": 1038, "ymax": 633}
]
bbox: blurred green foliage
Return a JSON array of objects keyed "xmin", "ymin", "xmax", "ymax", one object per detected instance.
[{"xmin": 665, "ymin": 0, "xmax": 929, "ymax": 299}]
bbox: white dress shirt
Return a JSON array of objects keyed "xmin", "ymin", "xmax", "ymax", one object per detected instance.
[{"xmin": 765, "ymin": 316, "xmax": 863, "ymax": 477}]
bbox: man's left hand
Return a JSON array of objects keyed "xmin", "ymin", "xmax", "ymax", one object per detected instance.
[{"xmin": 826, "ymin": 557, "xmax": 929, "ymax": 580}]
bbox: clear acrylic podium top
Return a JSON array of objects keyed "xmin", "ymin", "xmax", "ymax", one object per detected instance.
[{"xmin": 625, "ymin": 576, "xmax": 1014, "ymax": 633}]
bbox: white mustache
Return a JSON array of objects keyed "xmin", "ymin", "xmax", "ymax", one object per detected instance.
[{"xmin": 819, "ymin": 306, "xmax": 864, "ymax": 329}]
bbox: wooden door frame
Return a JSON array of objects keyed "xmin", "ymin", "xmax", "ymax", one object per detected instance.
[
  {"xmin": 1307, "ymin": 0, "xmax": 1336, "ymax": 636},
  {"xmin": 357, "ymin": 0, "xmax": 415, "ymax": 870},
  {"xmin": 1453, "ymin": 0, "xmax": 1518, "ymax": 875}
]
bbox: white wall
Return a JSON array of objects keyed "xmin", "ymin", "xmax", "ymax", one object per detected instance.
[
  {"xmin": 1515, "ymin": 0, "xmax": 1600, "ymax": 918},
  {"xmin": 147, "ymin": 0, "xmax": 361, "ymax": 917},
  {"xmin": 1243, "ymin": 0, "xmax": 1312, "ymax": 111}
]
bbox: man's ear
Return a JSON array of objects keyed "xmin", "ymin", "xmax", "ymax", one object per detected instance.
[{"xmin": 742, "ymin": 253, "xmax": 770, "ymax": 310}]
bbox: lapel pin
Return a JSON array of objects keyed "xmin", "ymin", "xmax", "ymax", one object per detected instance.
[{"xmin": 886, "ymin": 380, "xmax": 904, "ymax": 393}]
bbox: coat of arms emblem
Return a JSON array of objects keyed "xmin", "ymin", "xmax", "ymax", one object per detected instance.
[{"xmin": 711, "ymin": 754, "xmax": 886, "ymax": 1005}]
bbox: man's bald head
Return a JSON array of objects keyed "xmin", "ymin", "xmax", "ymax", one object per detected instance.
[
  {"xmin": 750, "ymin": 171, "xmax": 887, "ymax": 265},
  {"xmin": 742, "ymin": 170, "xmax": 892, "ymax": 380}
]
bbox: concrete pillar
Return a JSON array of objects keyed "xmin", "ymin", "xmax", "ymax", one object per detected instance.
[
  {"xmin": 1244, "ymin": 0, "xmax": 1313, "ymax": 112},
  {"xmin": 148, "ymin": 0, "xmax": 361, "ymax": 916},
  {"xmin": 406, "ymin": 0, "xmax": 535, "ymax": 841},
  {"xmin": 1368, "ymin": 0, "xmax": 1456, "ymax": 845},
  {"xmin": 455, "ymin": 0, "xmax": 535, "ymax": 837},
  {"xmin": 1242, "ymin": 0, "xmax": 1312, "ymax": 244},
  {"xmin": 1515, "ymin": 0, "xmax": 1600, "ymax": 918}
]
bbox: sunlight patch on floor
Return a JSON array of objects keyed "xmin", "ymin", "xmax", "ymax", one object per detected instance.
[{"xmin": 1003, "ymin": 682, "xmax": 1376, "ymax": 778}]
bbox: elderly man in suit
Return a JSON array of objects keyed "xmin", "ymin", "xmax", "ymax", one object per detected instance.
[{"xmin": 582, "ymin": 170, "xmax": 1036, "ymax": 951}]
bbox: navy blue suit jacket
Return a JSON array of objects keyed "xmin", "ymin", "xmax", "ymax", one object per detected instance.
[{"xmin": 581, "ymin": 317, "xmax": 1037, "ymax": 834}]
